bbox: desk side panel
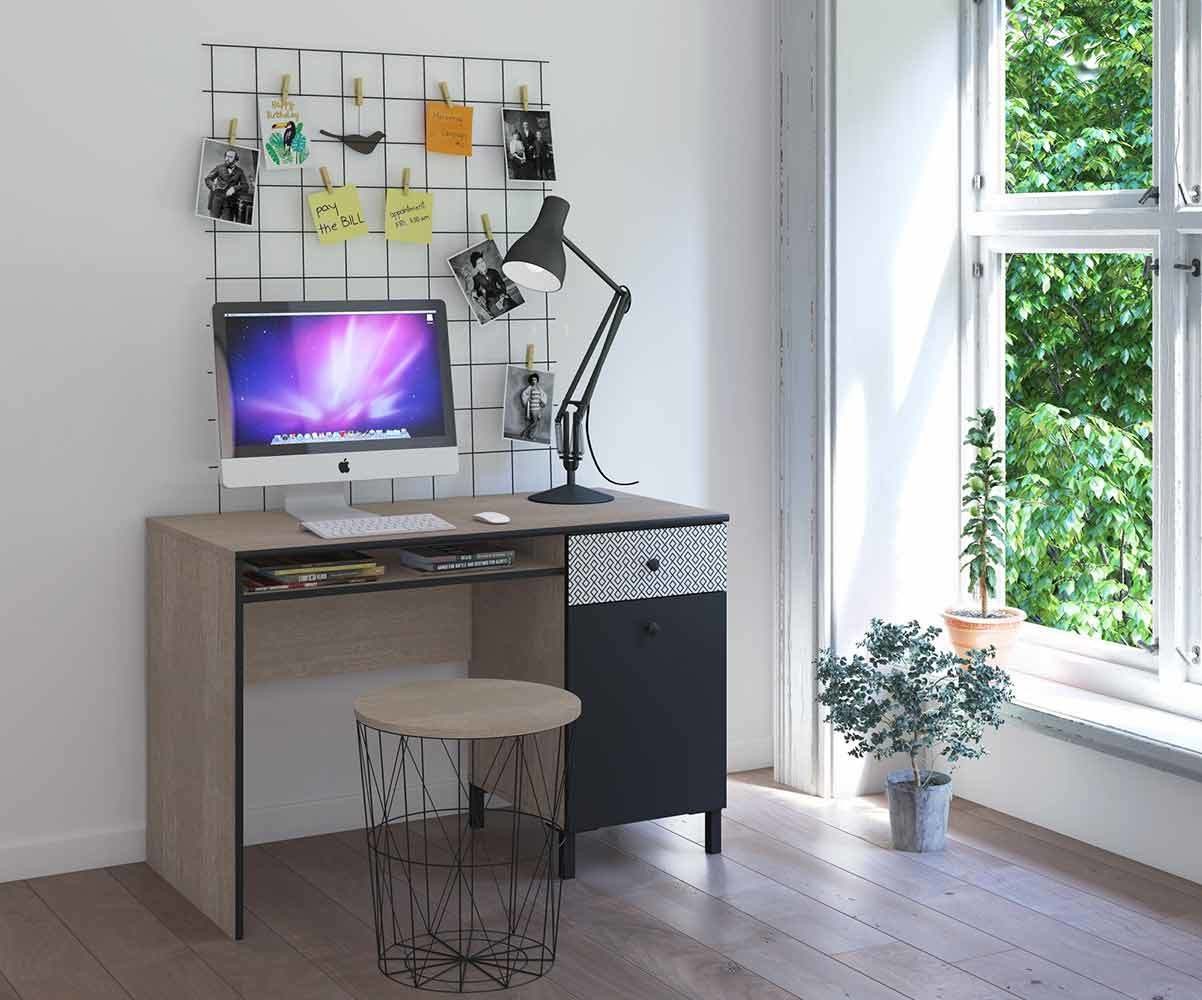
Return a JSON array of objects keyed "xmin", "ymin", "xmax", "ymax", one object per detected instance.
[{"xmin": 146, "ymin": 525, "xmax": 237, "ymax": 937}]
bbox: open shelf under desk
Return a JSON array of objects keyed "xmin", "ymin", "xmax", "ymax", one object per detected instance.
[{"xmin": 239, "ymin": 557, "xmax": 564, "ymax": 603}]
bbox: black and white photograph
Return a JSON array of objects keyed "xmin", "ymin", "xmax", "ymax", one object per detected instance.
[
  {"xmin": 501, "ymin": 365, "xmax": 555, "ymax": 445},
  {"xmin": 502, "ymin": 108, "xmax": 556, "ymax": 182},
  {"xmin": 194, "ymin": 138, "xmax": 259, "ymax": 228},
  {"xmin": 447, "ymin": 239, "xmax": 525, "ymax": 324}
]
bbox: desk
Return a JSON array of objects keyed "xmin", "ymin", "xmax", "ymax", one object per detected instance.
[{"xmin": 147, "ymin": 490, "xmax": 729, "ymax": 939}]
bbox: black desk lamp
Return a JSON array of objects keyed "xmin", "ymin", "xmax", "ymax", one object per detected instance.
[{"xmin": 503, "ymin": 196, "xmax": 632, "ymax": 504}]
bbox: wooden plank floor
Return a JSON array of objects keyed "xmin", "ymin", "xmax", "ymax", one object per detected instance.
[{"xmin": 2, "ymin": 770, "xmax": 1200, "ymax": 999}]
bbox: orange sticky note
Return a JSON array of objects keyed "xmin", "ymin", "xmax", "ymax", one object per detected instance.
[{"xmin": 426, "ymin": 103, "xmax": 474, "ymax": 156}]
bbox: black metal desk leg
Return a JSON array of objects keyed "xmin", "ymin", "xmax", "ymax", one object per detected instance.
[
  {"xmin": 559, "ymin": 831, "xmax": 576, "ymax": 879},
  {"xmin": 468, "ymin": 784, "xmax": 485, "ymax": 829},
  {"xmin": 704, "ymin": 810, "xmax": 722, "ymax": 854}
]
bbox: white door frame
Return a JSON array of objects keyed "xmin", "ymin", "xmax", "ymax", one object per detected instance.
[{"xmin": 772, "ymin": 0, "xmax": 835, "ymax": 796}]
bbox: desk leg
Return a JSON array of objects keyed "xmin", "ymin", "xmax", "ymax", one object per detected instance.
[
  {"xmin": 704, "ymin": 810, "xmax": 722, "ymax": 854},
  {"xmin": 468, "ymin": 784, "xmax": 485, "ymax": 829},
  {"xmin": 234, "ymin": 586, "xmax": 245, "ymax": 939},
  {"xmin": 146, "ymin": 529, "xmax": 241, "ymax": 940},
  {"xmin": 559, "ymin": 832, "xmax": 575, "ymax": 879}
]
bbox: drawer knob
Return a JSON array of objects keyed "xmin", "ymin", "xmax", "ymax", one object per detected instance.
[
  {"xmin": 646, "ymin": 557, "xmax": 661, "ymax": 572},
  {"xmin": 645, "ymin": 621, "xmax": 661, "ymax": 637}
]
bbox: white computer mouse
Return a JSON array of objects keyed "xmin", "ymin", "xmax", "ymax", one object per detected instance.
[{"xmin": 473, "ymin": 511, "xmax": 511, "ymax": 525}]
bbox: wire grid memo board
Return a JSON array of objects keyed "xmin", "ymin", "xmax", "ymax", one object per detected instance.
[{"xmin": 203, "ymin": 42, "xmax": 561, "ymax": 513}]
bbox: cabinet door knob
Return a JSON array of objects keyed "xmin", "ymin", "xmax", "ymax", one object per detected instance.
[
  {"xmin": 645, "ymin": 621, "xmax": 661, "ymax": 637},
  {"xmin": 646, "ymin": 557, "xmax": 660, "ymax": 572}
]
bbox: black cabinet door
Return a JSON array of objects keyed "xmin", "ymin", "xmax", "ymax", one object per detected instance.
[{"xmin": 566, "ymin": 592, "xmax": 726, "ymax": 832}]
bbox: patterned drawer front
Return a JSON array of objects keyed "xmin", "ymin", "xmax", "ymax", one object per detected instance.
[{"xmin": 567, "ymin": 523, "xmax": 727, "ymax": 605}]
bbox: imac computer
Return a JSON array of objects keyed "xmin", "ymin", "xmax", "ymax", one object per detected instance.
[{"xmin": 213, "ymin": 300, "xmax": 457, "ymax": 527}]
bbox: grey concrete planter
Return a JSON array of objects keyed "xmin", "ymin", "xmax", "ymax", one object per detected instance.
[{"xmin": 885, "ymin": 770, "xmax": 952, "ymax": 852}]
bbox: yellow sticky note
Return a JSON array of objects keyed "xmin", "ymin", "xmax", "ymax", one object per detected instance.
[
  {"xmin": 385, "ymin": 189, "xmax": 434, "ymax": 243},
  {"xmin": 308, "ymin": 184, "xmax": 369, "ymax": 244},
  {"xmin": 426, "ymin": 103, "xmax": 474, "ymax": 156}
]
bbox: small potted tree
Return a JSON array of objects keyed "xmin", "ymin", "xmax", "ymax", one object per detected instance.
[
  {"xmin": 943, "ymin": 408, "xmax": 1026, "ymax": 663},
  {"xmin": 815, "ymin": 620, "xmax": 1013, "ymax": 852}
]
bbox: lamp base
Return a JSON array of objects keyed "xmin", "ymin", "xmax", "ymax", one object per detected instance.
[{"xmin": 528, "ymin": 483, "xmax": 614, "ymax": 505}]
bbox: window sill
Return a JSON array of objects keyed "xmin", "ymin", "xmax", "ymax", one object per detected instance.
[{"xmin": 1009, "ymin": 673, "xmax": 1202, "ymax": 783}]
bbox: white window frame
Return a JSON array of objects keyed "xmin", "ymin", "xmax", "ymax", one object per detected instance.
[{"xmin": 965, "ymin": 0, "xmax": 1202, "ymax": 719}]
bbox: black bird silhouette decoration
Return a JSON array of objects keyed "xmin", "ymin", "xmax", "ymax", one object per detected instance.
[{"xmin": 319, "ymin": 129, "xmax": 385, "ymax": 154}]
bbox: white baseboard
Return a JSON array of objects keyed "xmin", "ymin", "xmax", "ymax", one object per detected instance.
[
  {"xmin": 2, "ymin": 752, "xmax": 761, "ymax": 881},
  {"xmin": 728, "ymin": 736, "xmax": 773, "ymax": 773},
  {"xmin": 0, "ymin": 824, "xmax": 145, "ymax": 883},
  {"xmin": 245, "ymin": 777, "xmax": 463, "ymax": 846}
]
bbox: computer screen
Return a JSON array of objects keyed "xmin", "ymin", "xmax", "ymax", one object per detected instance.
[{"xmin": 214, "ymin": 302, "xmax": 456, "ymax": 460}]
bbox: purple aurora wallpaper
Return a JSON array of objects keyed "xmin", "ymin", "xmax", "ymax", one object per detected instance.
[{"xmin": 224, "ymin": 310, "xmax": 447, "ymax": 448}]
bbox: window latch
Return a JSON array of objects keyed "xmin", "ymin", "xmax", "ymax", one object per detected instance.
[
  {"xmin": 1174, "ymin": 258, "xmax": 1202, "ymax": 277},
  {"xmin": 1177, "ymin": 644, "xmax": 1200, "ymax": 665},
  {"xmin": 1143, "ymin": 256, "xmax": 1159, "ymax": 279},
  {"xmin": 1138, "ymin": 185, "xmax": 1160, "ymax": 205}
]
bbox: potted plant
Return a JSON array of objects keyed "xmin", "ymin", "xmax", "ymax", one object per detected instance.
[
  {"xmin": 943, "ymin": 408, "xmax": 1027, "ymax": 663},
  {"xmin": 815, "ymin": 619, "xmax": 1013, "ymax": 852}
]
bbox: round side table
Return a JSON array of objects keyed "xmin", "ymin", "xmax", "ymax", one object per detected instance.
[{"xmin": 354, "ymin": 678, "xmax": 581, "ymax": 993}]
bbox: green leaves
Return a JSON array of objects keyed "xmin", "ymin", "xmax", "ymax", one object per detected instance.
[
  {"xmin": 815, "ymin": 620, "xmax": 1015, "ymax": 787},
  {"xmin": 1003, "ymin": 0, "xmax": 1153, "ymax": 646},
  {"xmin": 1005, "ymin": 253, "xmax": 1153, "ymax": 647},
  {"xmin": 1005, "ymin": 0, "xmax": 1152, "ymax": 194},
  {"xmin": 962, "ymin": 409, "xmax": 1006, "ymax": 615}
]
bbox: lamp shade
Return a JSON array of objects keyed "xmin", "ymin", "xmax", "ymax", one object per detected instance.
[{"xmin": 503, "ymin": 196, "xmax": 569, "ymax": 293}]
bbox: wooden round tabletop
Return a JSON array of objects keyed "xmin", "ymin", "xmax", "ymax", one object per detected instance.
[{"xmin": 354, "ymin": 679, "xmax": 582, "ymax": 739}]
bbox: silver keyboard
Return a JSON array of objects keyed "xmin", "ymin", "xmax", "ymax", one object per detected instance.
[{"xmin": 300, "ymin": 513, "xmax": 456, "ymax": 539}]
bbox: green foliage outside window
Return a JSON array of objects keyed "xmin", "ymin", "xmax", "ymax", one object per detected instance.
[
  {"xmin": 1003, "ymin": 0, "xmax": 1153, "ymax": 646},
  {"xmin": 1006, "ymin": 0, "xmax": 1152, "ymax": 194}
]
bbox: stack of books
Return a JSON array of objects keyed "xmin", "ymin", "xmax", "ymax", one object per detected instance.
[
  {"xmin": 397, "ymin": 543, "xmax": 516, "ymax": 573},
  {"xmin": 242, "ymin": 550, "xmax": 384, "ymax": 592}
]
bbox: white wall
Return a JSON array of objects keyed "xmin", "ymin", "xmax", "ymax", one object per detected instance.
[
  {"xmin": 831, "ymin": 0, "xmax": 963, "ymax": 795},
  {"xmin": 955, "ymin": 723, "xmax": 1202, "ymax": 885},
  {"xmin": 0, "ymin": 0, "xmax": 775, "ymax": 879}
]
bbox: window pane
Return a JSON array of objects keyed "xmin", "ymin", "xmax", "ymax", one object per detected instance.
[
  {"xmin": 1005, "ymin": 0, "xmax": 1153, "ymax": 194},
  {"xmin": 1005, "ymin": 253, "xmax": 1153, "ymax": 645}
]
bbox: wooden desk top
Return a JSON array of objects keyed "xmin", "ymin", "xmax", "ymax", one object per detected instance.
[{"xmin": 148, "ymin": 490, "xmax": 728, "ymax": 555}]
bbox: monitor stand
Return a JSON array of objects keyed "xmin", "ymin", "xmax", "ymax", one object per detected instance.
[{"xmin": 281, "ymin": 483, "xmax": 371, "ymax": 523}]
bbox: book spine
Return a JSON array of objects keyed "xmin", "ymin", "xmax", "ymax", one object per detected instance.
[{"xmin": 427, "ymin": 558, "xmax": 514, "ymax": 572}]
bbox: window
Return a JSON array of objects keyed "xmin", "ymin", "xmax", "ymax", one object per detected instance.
[{"xmin": 967, "ymin": 0, "xmax": 1202, "ymax": 716}]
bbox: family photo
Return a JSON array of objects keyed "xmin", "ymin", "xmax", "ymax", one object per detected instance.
[
  {"xmin": 502, "ymin": 365, "xmax": 555, "ymax": 445},
  {"xmin": 502, "ymin": 109, "xmax": 556, "ymax": 182},
  {"xmin": 195, "ymin": 139, "xmax": 259, "ymax": 228},
  {"xmin": 447, "ymin": 239, "xmax": 525, "ymax": 324}
]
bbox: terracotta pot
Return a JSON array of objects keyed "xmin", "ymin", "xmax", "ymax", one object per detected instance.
[{"xmin": 941, "ymin": 606, "xmax": 1026, "ymax": 664}]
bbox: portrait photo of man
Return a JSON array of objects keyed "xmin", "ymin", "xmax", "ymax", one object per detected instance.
[{"xmin": 195, "ymin": 139, "xmax": 259, "ymax": 228}]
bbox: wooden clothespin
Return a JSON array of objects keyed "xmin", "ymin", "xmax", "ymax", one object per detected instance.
[
  {"xmin": 354, "ymin": 77, "xmax": 364, "ymax": 106},
  {"xmin": 320, "ymin": 166, "xmax": 334, "ymax": 194},
  {"xmin": 525, "ymin": 344, "xmax": 536, "ymax": 370},
  {"xmin": 227, "ymin": 117, "xmax": 238, "ymax": 144},
  {"xmin": 481, "ymin": 213, "xmax": 494, "ymax": 241},
  {"xmin": 439, "ymin": 81, "xmax": 453, "ymax": 106},
  {"xmin": 519, "ymin": 84, "xmax": 529, "ymax": 112},
  {"xmin": 280, "ymin": 73, "xmax": 291, "ymax": 101},
  {"xmin": 401, "ymin": 166, "xmax": 411, "ymax": 195}
]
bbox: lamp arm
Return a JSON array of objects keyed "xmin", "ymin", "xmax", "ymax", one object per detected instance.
[
  {"xmin": 553, "ymin": 288, "xmax": 620, "ymax": 426},
  {"xmin": 546, "ymin": 236, "xmax": 632, "ymax": 489},
  {"xmin": 562, "ymin": 235, "xmax": 622, "ymax": 294}
]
